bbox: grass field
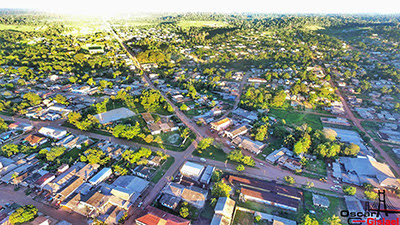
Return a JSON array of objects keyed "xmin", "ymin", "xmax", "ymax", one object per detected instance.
[
  {"xmin": 269, "ymin": 108, "xmax": 324, "ymax": 130},
  {"xmin": 192, "ymin": 145, "xmax": 227, "ymax": 162},
  {"xmin": 0, "ymin": 24, "xmax": 38, "ymax": 32},
  {"xmin": 302, "ymin": 25, "xmax": 325, "ymax": 31},
  {"xmin": 177, "ymin": 20, "xmax": 229, "ymax": 29}
]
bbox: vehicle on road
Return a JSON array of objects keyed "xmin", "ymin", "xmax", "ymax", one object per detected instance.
[{"xmin": 200, "ymin": 158, "xmax": 206, "ymax": 162}]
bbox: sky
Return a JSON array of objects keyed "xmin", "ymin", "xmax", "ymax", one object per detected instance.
[{"xmin": 2, "ymin": 0, "xmax": 400, "ymax": 15}]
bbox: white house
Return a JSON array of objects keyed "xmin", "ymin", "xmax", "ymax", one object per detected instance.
[{"xmin": 38, "ymin": 126, "xmax": 67, "ymax": 140}]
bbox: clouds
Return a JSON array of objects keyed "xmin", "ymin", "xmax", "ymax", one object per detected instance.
[{"xmin": 3, "ymin": 0, "xmax": 400, "ymax": 14}]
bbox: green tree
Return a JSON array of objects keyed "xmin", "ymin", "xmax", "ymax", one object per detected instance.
[
  {"xmin": 181, "ymin": 128, "xmax": 190, "ymax": 144},
  {"xmin": 198, "ymin": 138, "xmax": 214, "ymax": 150},
  {"xmin": 180, "ymin": 103, "xmax": 189, "ymax": 111},
  {"xmin": 179, "ymin": 206, "xmax": 189, "ymax": 218},
  {"xmin": 364, "ymin": 191, "xmax": 378, "ymax": 200},
  {"xmin": 227, "ymin": 150, "xmax": 243, "ymax": 162},
  {"xmin": 271, "ymin": 90, "xmax": 286, "ymax": 107},
  {"xmin": 284, "ymin": 176, "xmax": 295, "ymax": 185},
  {"xmin": 54, "ymin": 94, "xmax": 67, "ymax": 105},
  {"xmin": 325, "ymin": 215, "xmax": 341, "ymax": 225},
  {"xmin": 0, "ymin": 117, "xmax": 8, "ymax": 132},
  {"xmin": 68, "ymin": 111, "xmax": 82, "ymax": 125},
  {"xmin": 112, "ymin": 164, "xmax": 128, "ymax": 176},
  {"xmin": 300, "ymin": 214, "xmax": 319, "ymax": 225},
  {"xmin": 343, "ymin": 143, "xmax": 360, "ymax": 156},
  {"xmin": 236, "ymin": 164, "xmax": 245, "ymax": 171},
  {"xmin": 343, "ymin": 185, "xmax": 356, "ymax": 195},
  {"xmin": 23, "ymin": 92, "xmax": 41, "ymax": 106},
  {"xmin": 255, "ymin": 124, "xmax": 268, "ymax": 141},
  {"xmin": 81, "ymin": 148, "xmax": 110, "ymax": 165},
  {"xmin": 1, "ymin": 144, "xmax": 19, "ymax": 157},
  {"xmin": 40, "ymin": 146, "xmax": 66, "ymax": 161},
  {"xmin": 211, "ymin": 170, "xmax": 222, "ymax": 182},
  {"xmin": 211, "ymin": 181, "xmax": 232, "ymax": 197},
  {"xmin": 9, "ymin": 205, "xmax": 38, "ymax": 224}
]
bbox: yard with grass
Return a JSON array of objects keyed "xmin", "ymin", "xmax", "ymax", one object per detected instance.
[
  {"xmin": 151, "ymin": 156, "xmax": 175, "ymax": 183},
  {"xmin": 233, "ymin": 210, "xmax": 254, "ymax": 225},
  {"xmin": 257, "ymin": 137, "xmax": 282, "ymax": 160},
  {"xmin": 305, "ymin": 159, "xmax": 327, "ymax": 176},
  {"xmin": 268, "ymin": 108, "xmax": 324, "ymax": 130},
  {"xmin": 192, "ymin": 145, "xmax": 227, "ymax": 162},
  {"xmin": 200, "ymin": 201, "xmax": 215, "ymax": 220},
  {"xmin": 237, "ymin": 200, "xmax": 299, "ymax": 222},
  {"xmin": 303, "ymin": 191, "xmax": 347, "ymax": 224}
]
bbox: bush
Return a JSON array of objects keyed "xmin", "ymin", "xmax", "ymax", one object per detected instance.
[
  {"xmin": 364, "ymin": 191, "xmax": 378, "ymax": 200},
  {"xmin": 284, "ymin": 176, "xmax": 295, "ymax": 185},
  {"xmin": 9, "ymin": 205, "xmax": 38, "ymax": 224},
  {"xmin": 236, "ymin": 164, "xmax": 245, "ymax": 171},
  {"xmin": 343, "ymin": 185, "xmax": 356, "ymax": 195}
]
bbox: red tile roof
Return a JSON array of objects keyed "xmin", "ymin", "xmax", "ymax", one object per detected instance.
[{"xmin": 136, "ymin": 206, "xmax": 190, "ymax": 225}]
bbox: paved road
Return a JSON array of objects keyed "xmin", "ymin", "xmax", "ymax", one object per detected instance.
[{"xmin": 0, "ymin": 184, "xmax": 87, "ymax": 225}]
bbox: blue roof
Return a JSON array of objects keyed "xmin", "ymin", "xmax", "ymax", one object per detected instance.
[{"xmin": 89, "ymin": 167, "xmax": 112, "ymax": 184}]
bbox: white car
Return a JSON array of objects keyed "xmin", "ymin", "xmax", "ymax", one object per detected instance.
[{"xmin": 200, "ymin": 158, "xmax": 207, "ymax": 162}]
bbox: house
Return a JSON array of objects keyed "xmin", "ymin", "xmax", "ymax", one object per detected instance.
[
  {"xmin": 180, "ymin": 161, "xmax": 205, "ymax": 181},
  {"xmin": 312, "ymin": 193, "xmax": 330, "ymax": 208},
  {"xmin": 283, "ymin": 159, "xmax": 302, "ymax": 172},
  {"xmin": 225, "ymin": 175, "xmax": 303, "ymax": 201},
  {"xmin": 8, "ymin": 122, "xmax": 33, "ymax": 133},
  {"xmin": 135, "ymin": 206, "xmax": 190, "ymax": 225},
  {"xmin": 162, "ymin": 182, "xmax": 208, "ymax": 208},
  {"xmin": 210, "ymin": 118, "xmax": 232, "ymax": 131},
  {"xmin": 94, "ymin": 107, "xmax": 135, "ymax": 124},
  {"xmin": 23, "ymin": 134, "xmax": 47, "ymax": 146},
  {"xmin": 110, "ymin": 175, "xmax": 149, "ymax": 203},
  {"xmin": 248, "ymin": 78, "xmax": 267, "ymax": 83},
  {"xmin": 225, "ymin": 125, "xmax": 248, "ymax": 139},
  {"xmin": 147, "ymin": 123, "xmax": 161, "ymax": 135},
  {"xmin": 265, "ymin": 148, "xmax": 287, "ymax": 164},
  {"xmin": 141, "ymin": 113, "xmax": 155, "ymax": 124},
  {"xmin": 148, "ymin": 156, "xmax": 162, "ymax": 167},
  {"xmin": 57, "ymin": 164, "xmax": 69, "ymax": 175},
  {"xmin": 159, "ymin": 193, "xmax": 181, "ymax": 210},
  {"xmin": 211, "ymin": 197, "xmax": 235, "ymax": 225},
  {"xmin": 55, "ymin": 176, "xmax": 84, "ymax": 201},
  {"xmin": 240, "ymin": 187, "xmax": 299, "ymax": 212},
  {"xmin": 199, "ymin": 165, "xmax": 215, "ymax": 185},
  {"xmin": 34, "ymin": 173, "xmax": 55, "ymax": 189},
  {"xmin": 239, "ymin": 137, "xmax": 265, "ymax": 155},
  {"xmin": 89, "ymin": 168, "xmax": 112, "ymax": 186},
  {"xmin": 254, "ymin": 212, "xmax": 297, "ymax": 225},
  {"xmin": 25, "ymin": 216, "xmax": 50, "ymax": 225},
  {"xmin": 38, "ymin": 126, "xmax": 67, "ymax": 140},
  {"xmin": 132, "ymin": 166, "xmax": 154, "ymax": 179},
  {"xmin": 340, "ymin": 156, "xmax": 400, "ymax": 189}
]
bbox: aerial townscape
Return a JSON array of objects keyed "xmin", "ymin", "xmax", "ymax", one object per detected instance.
[{"xmin": 0, "ymin": 5, "xmax": 399, "ymax": 225}]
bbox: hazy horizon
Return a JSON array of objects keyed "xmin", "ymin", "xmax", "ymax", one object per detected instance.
[{"xmin": 1, "ymin": 0, "xmax": 399, "ymax": 16}]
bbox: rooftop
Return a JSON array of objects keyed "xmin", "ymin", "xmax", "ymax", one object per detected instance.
[{"xmin": 94, "ymin": 107, "xmax": 135, "ymax": 124}]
